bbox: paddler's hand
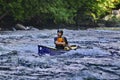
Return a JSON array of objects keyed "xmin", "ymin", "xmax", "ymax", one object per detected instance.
[
  {"xmin": 55, "ymin": 41, "xmax": 66, "ymax": 46},
  {"xmin": 65, "ymin": 45, "xmax": 72, "ymax": 50}
]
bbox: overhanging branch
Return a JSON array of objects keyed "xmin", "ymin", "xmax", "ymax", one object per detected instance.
[{"xmin": 0, "ymin": 11, "xmax": 9, "ymax": 21}]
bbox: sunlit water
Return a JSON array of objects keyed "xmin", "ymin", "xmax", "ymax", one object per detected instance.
[{"xmin": 0, "ymin": 29, "xmax": 120, "ymax": 80}]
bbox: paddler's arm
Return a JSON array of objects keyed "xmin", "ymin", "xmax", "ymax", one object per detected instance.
[
  {"xmin": 64, "ymin": 37, "xmax": 72, "ymax": 50},
  {"xmin": 55, "ymin": 41, "xmax": 66, "ymax": 46},
  {"xmin": 64, "ymin": 42, "xmax": 72, "ymax": 50}
]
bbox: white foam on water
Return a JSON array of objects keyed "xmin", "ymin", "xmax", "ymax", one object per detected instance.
[
  {"xmin": 0, "ymin": 29, "xmax": 112, "ymax": 57},
  {"xmin": 62, "ymin": 47, "xmax": 111, "ymax": 56},
  {"xmin": 0, "ymin": 29, "xmax": 120, "ymax": 80}
]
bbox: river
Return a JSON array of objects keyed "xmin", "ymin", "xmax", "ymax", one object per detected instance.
[{"xmin": 0, "ymin": 29, "xmax": 120, "ymax": 80}]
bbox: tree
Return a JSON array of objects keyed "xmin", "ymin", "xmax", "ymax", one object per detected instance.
[{"xmin": 0, "ymin": 0, "xmax": 120, "ymax": 28}]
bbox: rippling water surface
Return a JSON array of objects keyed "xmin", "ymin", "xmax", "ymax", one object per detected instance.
[{"xmin": 0, "ymin": 29, "xmax": 120, "ymax": 80}]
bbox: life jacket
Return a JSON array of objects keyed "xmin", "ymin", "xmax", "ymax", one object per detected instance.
[{"xmin": 57, "ymin": 37, "xmax": 65, "ymax": 42}]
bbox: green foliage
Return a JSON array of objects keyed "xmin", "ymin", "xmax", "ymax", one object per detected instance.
[
  {"xmin": 76, "ymin": 0, "xmax": 120, "ymax": 22},
  {"xmin": 0, "ymin": 0, "xmax": 120, "ymax": 24},
  {"xmin": 105, "ymin": 14, "xmax": 120, "ymax": 27},
  {"xmin": 47, "ymin": 0, "xmax": 77, "ymax": 23}
]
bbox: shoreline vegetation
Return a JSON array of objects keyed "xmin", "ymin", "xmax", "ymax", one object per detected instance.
[
  {"xmin": 0, "ymin": 0, "xmax": 120, "ymax": 30},
  {"xmin": 94, "ymin": 27, "xmax": 120, "ymax": 31}
]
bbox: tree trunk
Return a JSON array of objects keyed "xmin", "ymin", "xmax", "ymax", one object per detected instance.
[{"xmin": 0, "ymin": 11, "xmax": 9, "ymax": 21}]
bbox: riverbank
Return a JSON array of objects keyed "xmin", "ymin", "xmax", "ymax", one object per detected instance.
[{"xmin": 94, "ymin": 27, "xmax": 120, "ymax": 31}]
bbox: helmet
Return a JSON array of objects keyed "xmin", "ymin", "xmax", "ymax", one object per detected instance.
[{"xmin": 57, "ymin": 30, "xmax": 63, "ymax": 35}]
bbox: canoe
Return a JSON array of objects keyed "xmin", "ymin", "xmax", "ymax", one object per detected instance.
[{"xmin": 38, "ymin": 45, "xmax": 78, "ymax": 56}]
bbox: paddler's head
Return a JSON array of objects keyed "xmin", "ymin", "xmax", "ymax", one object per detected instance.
[{"xmin": 57, "ymin": 30, "xmax": 63, "ymax": 37}]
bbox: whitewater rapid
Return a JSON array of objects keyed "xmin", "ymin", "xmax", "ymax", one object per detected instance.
[{"xmin": 0, "ymin": 29, "xmax": 120, "ymax": 80}]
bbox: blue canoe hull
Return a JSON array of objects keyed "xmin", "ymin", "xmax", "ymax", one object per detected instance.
[{"xmin": 38, "ymin": 45, "xmax": 67, "ymax": 56}]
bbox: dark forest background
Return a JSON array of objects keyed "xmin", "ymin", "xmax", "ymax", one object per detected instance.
[{"xmin": 0, "ymin": 0, "xmax": 120, "ymax": 30}]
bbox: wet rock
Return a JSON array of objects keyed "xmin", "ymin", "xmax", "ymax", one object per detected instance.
[
  {"xmin": 104, "ymin": 9, "xmax": 120, "ymax": 27},
  {"xmin": 112, "ymin": 9, "xmax": 120, "ymax": 15},
  {"xmin": 15, "ymin": 24, "xmax": 31, "ymax": 30}
]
